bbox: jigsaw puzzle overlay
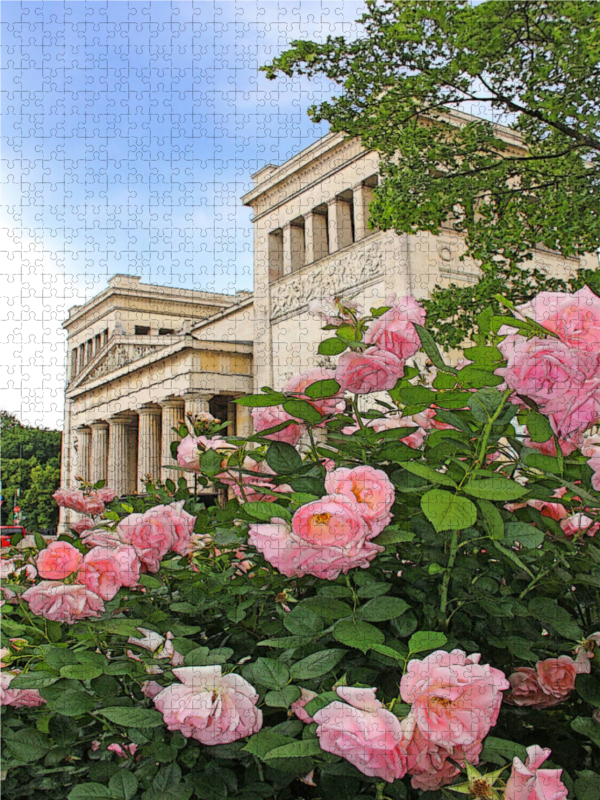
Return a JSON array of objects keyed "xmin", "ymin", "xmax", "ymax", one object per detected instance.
[{"xmin": 1, "ymin": 3, "xmax": 599, "ymax": 800}]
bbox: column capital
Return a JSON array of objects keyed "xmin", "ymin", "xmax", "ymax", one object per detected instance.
[
  {"xmin": 138, "ymin": 404, "xmax": 162, "ymax": 417},
  {"xmin": 110, "ymin": 412, "xmax": 134, "ymax": 424},
  {"xmin": 183, "ymin": 391, "xmax": 213, "ymax": 402},
  {"xmin": 76, "ymin": 425, "xmax": 92, "ymax": 433},
  {"xmin": 159, "ymin": 397, "xmax": 185, "ymax": 409},
  {"xmin": 90, "ymin": 420, "xmax": 109, "ymax": 430}
]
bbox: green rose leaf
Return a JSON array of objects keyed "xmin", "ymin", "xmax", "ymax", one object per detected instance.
[
  {"xmin": 5, "ymin": 729, "xmax": 51, "ymax": 764},
  {"xmin": 96, "ymin": 707, "xmax": 165, "ymax": 728},
  {"xmin": 236, "ymin": 393, "xmax": 287, "ymax": 407},
  {"xmin": 244, "ymin": 501, "xmax": 291, "ymax": 522},
  {"xmin": 357, "ymin": 596, "xmax": 410, "ymax": 622},
  {"xmin": 477, "ymin": 499, "xmax": 505, "ymax": 540},
  {"xmin": 318, "ymin": 337, "xmax": 348, "ymax": 356},
  {"xmin": 60, "ymin": 663, "xmax": 103, "ymax": 681},
  {"xmin": 290, "ymin": 649, "xmax": 346, "ymax": 680},
  {"xmin": 109, "ymin": 772, "xmax": 139, "ymax": 800},
  {"xmin": 266, "ymin": 441, "xmax": 302, "ymax": 473},
  {"xmin": 304, "ymin": 379, "xmax": 341, "ymax": 399},
  {"xmin": 283, "ymin": 399, "xmax": 323, "ymax": 424},
  {"xmin": 333, "ymin": 620, "xmax": 385, "ymax": 653},
  {"xmin": 577, "ymin": 674, "xmax": 600, "ymax": 708},
  {"xmin": 264, "ymin": 739, "xmax": 324, "ymax": 760},
  {"xmin": 464, "ymin": 478, "xmax": 529, "ymax": 501},
  {"xmin": 302, "ymin": 597, "xmax": 353, "ymax": 618},
  {"xmin": 528, "ymin": 597, "xmax": 583, "ymax": 640},
  {"xmin": 401, "ymin": 461, "xmax": 457, "ymax": 487},
  {"xmin": 505, "ymin": 521, "xmax": 545, "ymax": 549},
  {"xmin": 408, "ymin": 631, "xmax": 448, "ymax": 654},
  {"xmin": 264, "ymin": 686, "xmax": 302, "ymax": 708},
  {"xmin": 68, "ymin": 785, "xmax": 114, "ymax": 800},
  {"xmin": 527, "ymin": 410, "xmax": 554, "ymax": 443},
  {"xmin": 421, "ymin": 489, "xmax": 477, "ymax": 532},
  {"xmin": 252, "ymin": 657, "xmax": 290, "ymax": 690}
]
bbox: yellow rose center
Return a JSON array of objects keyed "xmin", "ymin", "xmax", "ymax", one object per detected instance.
[
  {"xmin": 470, "ymin": 780, "xmax": 493, "ymax": 799},
  {"xmin": 431, "ymin": 696, "xmax": 452, "ymax": 708},
  {"xmin": 313, "ymin": 513, "xmax": 331, "ymax": 525}
]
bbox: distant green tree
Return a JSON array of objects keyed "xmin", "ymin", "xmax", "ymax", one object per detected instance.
[
  {"xmin": 263, "ymin": 0, "xmax": 600, "ymax": 347},
  {"xmin": 1, "ymin": 412, "xmax": 61, "ymax": 530}
]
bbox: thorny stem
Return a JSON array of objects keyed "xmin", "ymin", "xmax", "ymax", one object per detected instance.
[
  {"xmin": 440, "ymin": 529, "xmax": 460, "ymax": 629},
  {"xmin": 476, "ymin": 387, "xmax": 513, "ymax": 466}
]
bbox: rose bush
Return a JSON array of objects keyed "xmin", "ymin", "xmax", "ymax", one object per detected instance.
[{"xmin": 2, "ymin": 291, "xmax": 600, "ymax": 800}]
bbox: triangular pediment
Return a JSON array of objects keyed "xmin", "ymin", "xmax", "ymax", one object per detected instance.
[{"xmin": 71, "ymin": 340, "xmax": 169, "ymax": 389}]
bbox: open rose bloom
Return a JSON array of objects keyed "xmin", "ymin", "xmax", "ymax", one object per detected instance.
[
  {"xmin": 153, "ymin": 666, "xmax": 262, "ymax": 745},
  {"xmin": 314, "ymin": 687, "xmax": 410, "ymax": 782},
  {"xmin": 505, "ymin": 745, "xmax": 568, "ymax": 800},
  {"xmin": 248, "ymin": 494, "xmax": 384, "ymax": 580}
]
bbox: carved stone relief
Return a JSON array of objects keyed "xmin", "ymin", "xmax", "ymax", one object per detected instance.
[
  {"xmin": 84, "ymin": 343, "xmax": 162, "ymax": 383},
  {"xmin": 270, "ymin": 239, "xmax": 385, "ymax": 321}
]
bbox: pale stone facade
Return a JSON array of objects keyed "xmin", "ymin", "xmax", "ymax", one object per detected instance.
[{"xmin": 60, "ymin": 119, "xmax": 595, "ymax": 529}]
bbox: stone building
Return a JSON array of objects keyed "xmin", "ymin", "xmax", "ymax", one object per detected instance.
[{"xmin": 60, "ymin": 116, "xmax": 594, "ymax": 528}]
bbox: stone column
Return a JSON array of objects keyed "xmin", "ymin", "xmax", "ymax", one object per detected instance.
[
  {"xmin": 76, "ymin": 427, "xmax": 92, "ymax": 483},
  {"xmin": 226, "ymin": 400, "xmax": 236, "ymax": 436},
  {"xmin": 283, "ymin": 222, "xmax": 305, "ymax": 274},
  {"xmin": 137, "ymin": 406, "xmax": 162, "ymax": 492},
  {"xmin": 353, "ymin": 182, "xmax": 375, "ymax": 241},
  {"xmin": 108, "ymin": 414, "xmax": 131, "ymax": 497},
  {"xmin": 236, "ymin": 403, "xmax": 253, "ymax": 437},
  {"xmin": 90, "ymin": 422, "xmax": 109, "ymax": 485},
  {"xmin": 184, "ymin": 393, "xmax": 213, "ymax": 421},
  {"xmin": 160, "ymin": 399, "xmax": 185, "ymax": 482},
  {"xmin": 127, "ymin": 420, "xmax": 139, "ymax": 495},
  {"xmin": 304, "ymin": 210, "xmax": 328, "ymax": 264},
  {"xmin": 328, "ymin": 198, "xmax": 353, "ymax": 253}
]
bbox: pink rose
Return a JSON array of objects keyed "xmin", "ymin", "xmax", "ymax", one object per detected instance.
[
  {"xmin": 95, "ymin": 488, "xmax": 116, "ymax": 504},
  {"xmin": 22, "ymin": 581, "xmax": 104, "ymax": 623},
  {"xmin": 127, "ymin": 628, "xmax": 183, "ymax": 665},
  {"xmin": 574, "ymin": 632, "xmax": 600, "ymax": 674},
  {"xmin": 251, "ymin": 406, "xmax": 304, "ymax": 445},
  {"xmin": 218, "ymin": 457, "xmax": 291, "ymax": 503},
  {"xmin": 53, "ymin": 488, "xmax": 105, "ymax": 516},
  {"xmin": 77, "ymin": 544, "xmax": 141, "ymax": 601},
  {"xmin": 0, "ymin": 672, "xmax": 47, "ymax": 708},
  {"xmin": 364, "ymin": 296, "xmax": 425, "ymax": 362},
  {"xmin": 526, "ymin": 499, "xmax": 568, "ymax": 522},
  {"xmin": 498, "ymin": 335, "xmax": 591, "ymax": 403},
  {"xmin": 35, "ymin": 541, "xmax": 83, "ymax": 580},
  {"xmin": 336, "ymin": 347, "xmax": 405, "ymax": 395},
  {"xmin": 141, "ymin": 680, "xmax": 163, "ymax": 699},
  {"xmin": 291, "ymin": 688, "xmax": 318, "ymax": 724},
  {"xmin": 107, "ymin": 743, "xmax": 138, "ymax": 758},
  {"xmin": 309, "ymin": 296, "xmax": 363, "ymax": 326},
  {"xmin": 248, "ymin": 505, "xmax": 383, "ymax": 581},
  {"xmin": 314, "ymin": 686, "xmax": 410, "ymax": 783},
  {"xmin": 517, "ymin": 286, "xmax": 600, "ymax": 354},
  {"xmin": 153, "ymin": 665, "xmax": 262, "ymax": 745},
  {"xmin": 536, "ymin": 656, "xmax": 577, "ymax": 702},
  {"xmin": 400, "ymin": 650, "xmax": 509, "ymax": 749},
  {"xmin": 524, "ymin": 432, "xmax": 583, "ymax": 457},
  {"xmin": 81, "ymin": 527, "xmax": 124, "ymax": 549},
  {"xmin": 411, "ymin": 407, "xmax": 456, "ymax": 431},
  {"xmin": 325, "ymin": 465, "xmax": 395, "ymax": 536},
  {"xmin": 505, "ymin": 668, "xmax": 554, "ymax": 709},
  {"xmin": 582, "ymin": 434, "xmax": 600, "ymax": 459},
  {"xmin": 284, "ymin": 367, "xmax": 346, "ymax": 416},
  {"xmin": 405, "ymin": 720, "xmax": 480, "ymax": 791},
  {"xmin": 505, "ymin": 745, "xmax": 568, "ymax": 800},
  {"xmin": 560, "ymin": 513, "xmax": 598, "ymax": 538},
  {"xmin": 116, "ymin": 502, "xmax": 194, "ymax": 571},
  {"xmin": 176, "ymin": 435, "xmax": 235, "ymax": 471},
  {"xmin": 70, "ymin": 518, "xmax": 95, "ymax": 535},
  {"xmin": 545, "ymin": 389, "xmax": 600, "ymax": 438}
]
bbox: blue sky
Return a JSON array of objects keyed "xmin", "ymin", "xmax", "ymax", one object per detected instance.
[{"xmin": 1, "ymin": 0, "xmax": 366, "ymax": 428}]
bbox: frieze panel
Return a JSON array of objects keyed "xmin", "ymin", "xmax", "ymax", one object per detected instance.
[
  {"xmin": 252, "ymin": 138, "xmax": 366, "ymax": 217},
  {"xmin": 84, "ymin": 343, "xmax": 162, "ymax": 383},
  {"xmin": 270, "ymin": 239, "xmax": 385, "ymax": 321}
]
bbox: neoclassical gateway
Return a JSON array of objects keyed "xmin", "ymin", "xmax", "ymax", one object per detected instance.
[{"xmin": 59, "ymin": 115, "xmax": 593, "ymax": 528}]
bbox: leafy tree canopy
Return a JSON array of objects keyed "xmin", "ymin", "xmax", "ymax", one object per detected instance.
[{"xmin": 263, "ymin": 0, "xmax": 600, "ymax": 346}]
